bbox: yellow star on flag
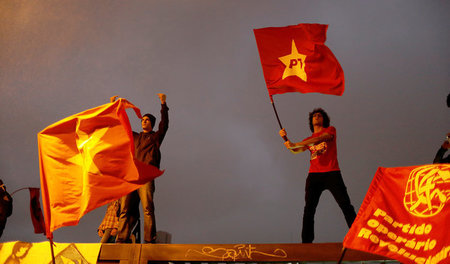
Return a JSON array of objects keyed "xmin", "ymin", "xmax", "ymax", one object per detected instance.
[
  {"xmin": 278, "ymin": 39, "xmax": 307, "ymax": 81},
  {"xmin": 68, "ymin": 126, "xmax": 110, "ymax": 177}
]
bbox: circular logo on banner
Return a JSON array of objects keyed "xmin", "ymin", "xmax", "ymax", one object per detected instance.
[{"xmin": 403, "ymin": 164, "xmax": 450, "ymax": 218}]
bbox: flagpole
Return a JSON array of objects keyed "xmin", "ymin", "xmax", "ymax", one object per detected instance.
[
  {"xmin": 10, "ymin": 187, "xmax": 32, "ymax": 196},
  {"xmin": 49, "ymin": 236, "xmax": 56, "ymax": 264},
  {"xmin": 337, "ymin": 247, "xmax": 347, "ymax": 264},
  {"xmin": 270, "ymin": 95, "xmax": 288, "ymax": 142}
]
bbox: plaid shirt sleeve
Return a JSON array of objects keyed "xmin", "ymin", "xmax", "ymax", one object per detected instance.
[{"xmin": 98, "ymin": 200, "xmax": 120, "ymax": 230}]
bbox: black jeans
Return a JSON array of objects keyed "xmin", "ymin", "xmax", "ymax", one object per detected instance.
[{"xmin": 301, "ymin": 171, "xmax": 356, "ymax": 243}]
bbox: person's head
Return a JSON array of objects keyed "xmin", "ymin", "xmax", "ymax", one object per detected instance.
[
  {"xmin": 142, "ymin": 113, "xmax": 156, "ymax": 132},
  {"xmin": 308, "ymin": 108, "xmax": 330, "ymax": 132}
]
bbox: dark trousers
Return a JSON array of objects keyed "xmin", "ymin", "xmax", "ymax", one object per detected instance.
[
  {"xmin": 301, "ymin": 171, "xmax": 356, "ymax": 243},
  {"xmin": 117, "ymin": 180, "xmax": 156, "ymax": 243}
]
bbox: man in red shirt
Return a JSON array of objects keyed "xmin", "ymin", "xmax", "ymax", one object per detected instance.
[{"xmin": 280, "ymin": 108, "xmax": 356, "ymax": 243}]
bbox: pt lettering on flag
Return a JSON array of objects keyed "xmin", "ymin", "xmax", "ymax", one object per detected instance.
[
  {"xmin": 343, "ymin": 164, "xmax": 450, "ymax": 264},
  {"xmin": 253, "ymin": 23, "xmax": 345, "ymax": 97}
]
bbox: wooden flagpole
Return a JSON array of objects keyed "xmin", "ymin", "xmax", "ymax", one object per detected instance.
[
  {"xmin": 270, "ymin": 95, "xmax": 288, "ymax": 141},
  {"xmin": 10, "ymin": 187, "xmax": 31, "ymax": 196},
  {"xmin": 49, "ymin": 237, "xmax": 56, "ymax": 264},
  {"xmin": 337, "ymin": 247, "xmax": 347, "ymax": 264}
]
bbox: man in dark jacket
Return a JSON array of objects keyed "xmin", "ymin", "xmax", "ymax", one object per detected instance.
[
  {"xmin": 116, "ymin": 93, "xmax": 169, "ymax": 243},
  {"xmin": 0, "ymin": 179, "xmax": 13, "ymax": 238}
]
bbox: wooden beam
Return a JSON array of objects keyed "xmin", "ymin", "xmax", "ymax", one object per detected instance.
[
  {"xmin": 98, "ymin": 244, "xmax": 140, "ymax": 264},
  {"xmin": 98, "ymin": 243, "xmax": 392, "ymax": 263}
]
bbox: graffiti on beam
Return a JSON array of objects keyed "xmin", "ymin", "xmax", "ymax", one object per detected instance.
[{"xmin": 185, "ymin": 244, "xmax": 288, "ymax": 261}]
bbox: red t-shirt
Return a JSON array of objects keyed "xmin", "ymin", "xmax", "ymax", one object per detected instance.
[{"xmin": 303, "ymin": 126, "xmax": 340, "ymax": 173}]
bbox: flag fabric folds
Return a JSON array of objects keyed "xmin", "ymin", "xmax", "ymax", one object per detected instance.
[
  {"xmin": 343, "ymin": 164, "xmax": 450, "ymax": 264},
  {"xmin": 28, "ymin": 188, "xmax": 46, "ymax": 234},
  {"xmin": 253, "ymin": 23, "xmax": 345, "ymax": 97},
  {"xmin": 38, "ymin": 98, "xmax": 164, "ymax": 238}
]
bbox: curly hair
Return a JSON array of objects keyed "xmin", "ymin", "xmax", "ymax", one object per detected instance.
[{"xmin": 308, "ymin": 108, "xmax": 330, "ymax": 132}]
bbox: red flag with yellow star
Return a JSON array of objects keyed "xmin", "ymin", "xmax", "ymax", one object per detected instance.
[
  {"xmin": 254, "ymin": 23, "xmax": 344, "ymax": 96},
  {"xmin": 38, "ymin": 98, "xmax": 164, "ymax": 238}
]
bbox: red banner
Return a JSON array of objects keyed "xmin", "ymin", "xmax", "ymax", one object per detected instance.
[
  {"xmin": 28, "ymin": 188, "xmax": 45, "ymax": 234},
  {"xmin": 343, "ymin": 164, "xmax": 450, "ymax": 264},
  {"xmin": 38, "ymin": 98, "xmax": 164, "ymax": 238},
  {"xmin": 253, "ymin": 23, "xmax": 344, "ymax": 97}
]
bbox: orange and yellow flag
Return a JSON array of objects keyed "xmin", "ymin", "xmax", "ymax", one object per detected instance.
[{"xmin": 38, "ymin": 98, "xmax": 163, "ymax": 238}]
